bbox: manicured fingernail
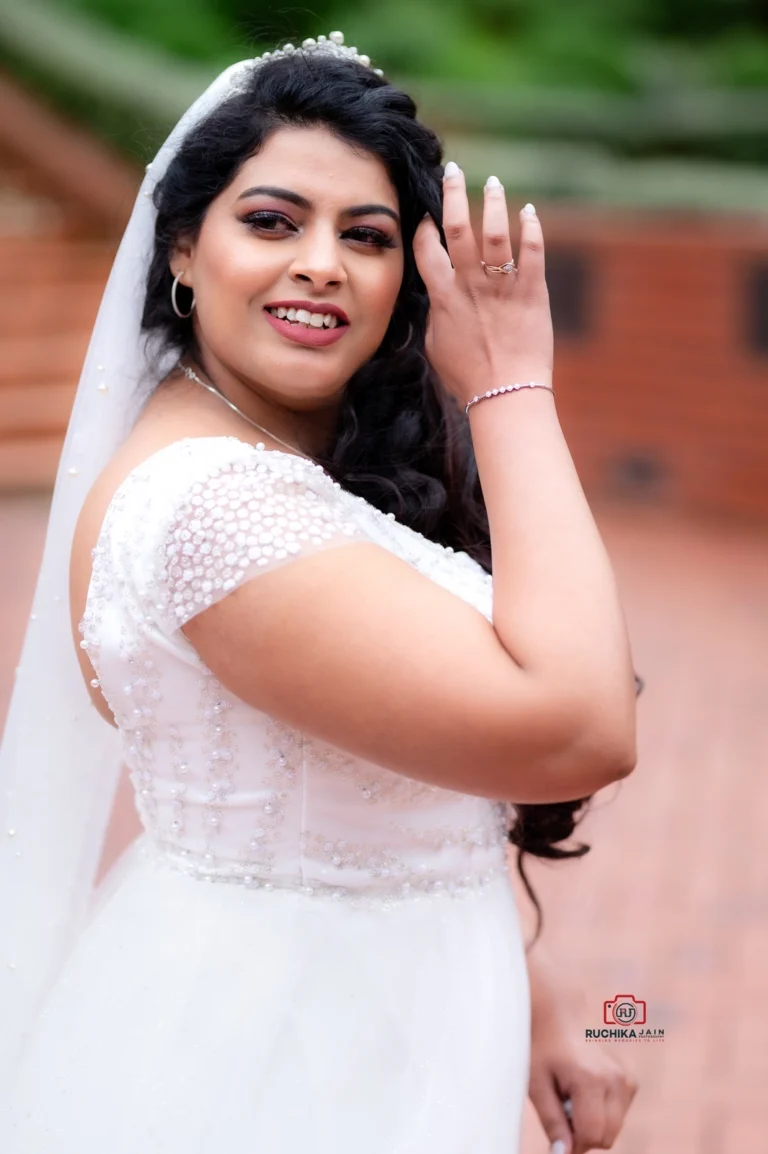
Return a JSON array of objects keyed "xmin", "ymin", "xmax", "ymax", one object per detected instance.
[
  {"xmin": 485, "ymin": 175, "xmax": 502, "ymax": 189},
  {"xmin": 522, "ymin": 202, "xmax": 537, "ymax": 217},
  {"xmin": 443, "ymin": 161, "xmax": 460, "ymax": 178},
  {"xmin": 551, "ymin": 1141, "xmax": 567, "ymax": 1154}
]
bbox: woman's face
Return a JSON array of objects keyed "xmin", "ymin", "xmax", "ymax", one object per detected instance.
[{"xmin": 172, "ymin": 124, "xmax": 405, "ymax": 411}]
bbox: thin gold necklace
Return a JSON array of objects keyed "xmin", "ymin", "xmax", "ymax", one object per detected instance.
[{"xmin": 179, "ymin": 363, "xmax": 314, "ymax": 462}]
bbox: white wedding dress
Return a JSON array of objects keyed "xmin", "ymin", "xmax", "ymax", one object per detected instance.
[{"xmin": 1, "ymin": 435, "xmax": 531, "ymax": 1153}]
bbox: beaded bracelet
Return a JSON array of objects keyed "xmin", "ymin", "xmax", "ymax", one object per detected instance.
[{"xmin": 464, "ymin": 381, "xmax": 555, "ymax": 415}]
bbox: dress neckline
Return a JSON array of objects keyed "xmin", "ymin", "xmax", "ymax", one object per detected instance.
[
  {"xmin": 103, "ymin": 436, "xmax": 323, "ymax": 520},
  {"xmin": 105, "ymin": 435, "xmax": 479, "ymax": 563},
  {"xmin": 81, "ymin": 434, "xmax": 489, "ymax": 654},
  {"xmin": 129, "ymin": 434, "xmax": 320, "ymax": 480},
  {"xmin": 93, "ymin": 434, "xmax": 476, "ymax": 589}
]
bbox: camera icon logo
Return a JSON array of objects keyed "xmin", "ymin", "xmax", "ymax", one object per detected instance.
[{"xmin": 603, "ymin": 994, "xmax": 646, "ymax": 1026}]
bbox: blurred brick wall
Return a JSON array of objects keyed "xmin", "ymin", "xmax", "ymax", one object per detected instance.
[
  {"xmin": 538, "ymin": 208, "xmax": 768, "ymax": 525},
  {"xmin": 0, "ymin": 237, "xmax": 119, "ymax": 488},
  {"xmin": 0, "ymin": 69, "xmax": 137, "ymax": 489}
]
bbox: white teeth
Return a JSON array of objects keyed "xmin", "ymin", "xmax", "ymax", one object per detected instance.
[{"xmin": 268, "ymin": 306, "xmax": 343, "ymax": 329}]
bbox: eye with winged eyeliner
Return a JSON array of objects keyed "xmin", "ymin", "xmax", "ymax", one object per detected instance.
[
  {"xmin": 242, "ymin": 212, "xmax": 397, "ymax": 249},
  {"xmin": 236, "ymin": 185, "xmax": 400, "ymax": 226}
]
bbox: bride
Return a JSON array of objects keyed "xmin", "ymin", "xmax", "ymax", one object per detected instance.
[{"xmin": 0, "ymin": 33, "xmax": 638, "ymax": 1153}]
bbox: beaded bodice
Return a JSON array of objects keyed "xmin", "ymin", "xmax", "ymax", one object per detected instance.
[{"xmin": 81, "ymin": 437, "xmax": 513, "ymax": 903}]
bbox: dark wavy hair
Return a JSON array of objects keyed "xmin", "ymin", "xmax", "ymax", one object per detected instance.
[{"xmin": 141, "ymin": 49, "xmax": 639, "ymax": 943}]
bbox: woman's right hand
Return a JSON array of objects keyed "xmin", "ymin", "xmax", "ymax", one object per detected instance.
[{"xmin": 412, "ymin": 163, "xmax": 554, "ymax": 409}]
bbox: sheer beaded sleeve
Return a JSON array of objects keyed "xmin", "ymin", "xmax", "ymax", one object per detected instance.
[{"xmin": 156, "ymin": 443, "xmax": 373, "ymax": 632}]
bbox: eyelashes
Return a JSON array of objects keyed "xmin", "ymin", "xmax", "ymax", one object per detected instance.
[
  {"xmin": 348, "ymin": 225, "xmax": 398, "ymax": 249},
  {"xmin": 240, "ymin": 210, "xmax": 397, "ymax": 249},
  {"xmin": 240, "ymin": 211, "xmax": 294, "ymax": 234},
  {"xmin": 241, "ymin": 211, "xmax": 288, "ymax": 233}
]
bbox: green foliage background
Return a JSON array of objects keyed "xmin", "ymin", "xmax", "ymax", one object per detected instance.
[
  {"xmin": 52, "ymin": 0, "xmax": 768, "ymax": 88},
  {"xmin": 2, "ymin": 0, "xmax": 767, "ymax": 207}
]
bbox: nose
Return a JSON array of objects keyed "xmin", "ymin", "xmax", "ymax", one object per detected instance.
[{"xmin": 288, "ymin": 223, "xmax": 347, "ymax": 290}]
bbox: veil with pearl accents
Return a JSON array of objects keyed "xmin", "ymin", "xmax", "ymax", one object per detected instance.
[{"xmin": 0, "ymin": 33, "xmax": 375, "ymax": 1093}]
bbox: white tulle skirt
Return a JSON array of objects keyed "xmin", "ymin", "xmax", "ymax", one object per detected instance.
[{"xmin": 2, "ymin": 835, "xmax": 531, "ymax": 1153}]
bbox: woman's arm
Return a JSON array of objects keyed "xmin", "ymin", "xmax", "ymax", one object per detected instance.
[{"xmin": 415, "ymin": 173, "xmax": 636, "ymax": 781}]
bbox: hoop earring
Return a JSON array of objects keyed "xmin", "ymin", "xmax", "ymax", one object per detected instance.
[{"xmin": 171, "ymin": 272, "xmax": 195, "ymax": 319}]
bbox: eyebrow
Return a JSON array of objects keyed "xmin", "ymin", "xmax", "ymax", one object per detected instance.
[{"xmin": 236, "ymin": 185, "xmax": 400, "ymax": 225}]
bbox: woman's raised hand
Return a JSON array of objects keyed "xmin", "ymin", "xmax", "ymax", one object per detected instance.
[{"xmin": 412, "ymin": 163, "xmax": 554, "ymax": 410}]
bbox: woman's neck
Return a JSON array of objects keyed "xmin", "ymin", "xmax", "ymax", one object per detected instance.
[{"xmin": 184, "ymin": 356, "xmax": 342, "ymax": 459}]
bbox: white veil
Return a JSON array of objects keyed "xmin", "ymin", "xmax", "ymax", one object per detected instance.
[{"xmin": 0, "ymin": 56, "xmax": 258, "ymax": 1092}]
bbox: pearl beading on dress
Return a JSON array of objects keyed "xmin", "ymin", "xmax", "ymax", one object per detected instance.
[
  {"xmin": 73, "ymin": 437, "xmax": 514, "ymax": 908},
  {"xmin": 160, "ymin": 448, "xmax": 367, "ymax": 629},
  {"xmin": 141, "ymin": 836, "xmax": 511, "ymax": 911}
]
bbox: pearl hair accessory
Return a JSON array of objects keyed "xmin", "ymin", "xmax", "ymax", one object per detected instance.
[
  {"xmin": 254, "ymin": 31, "xmax": 383, "ymax": 77},
  {"xmin": 464, "ymin": 381, "xmax": 555, "ymax": 415}
]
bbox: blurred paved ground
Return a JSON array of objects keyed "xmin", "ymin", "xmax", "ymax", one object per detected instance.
[{"xmin": 1, "ymin": 493, "xmax": 766, "ymax": 1154}]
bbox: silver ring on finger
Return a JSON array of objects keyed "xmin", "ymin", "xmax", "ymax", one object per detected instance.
[{"xmin": 481, "ymin": 260, "xmax": 517, "ymax": 275}]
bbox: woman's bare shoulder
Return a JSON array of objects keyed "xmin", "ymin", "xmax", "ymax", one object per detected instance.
[
  {"xmin": 67, "ymin": 377, "xmax": 272, "ymax": 722},
  {"xmin": 72, "ymin": 374, "xmax": 273, "ymax": 569},
  {"xmin": 68, "ymin": 419, "xmax": 183, "ymax": 725}
]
